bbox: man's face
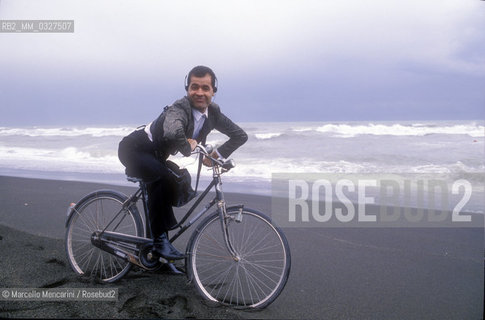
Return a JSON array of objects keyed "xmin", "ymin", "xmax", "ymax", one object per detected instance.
[{"xmin": 187, "ymin": 74, "xmax": 214, "ymax": 112}]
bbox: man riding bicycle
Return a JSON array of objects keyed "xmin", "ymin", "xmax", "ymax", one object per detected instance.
[{"xmin": 118, "ymin": 65, "xmax": 248, "ymax": 260}]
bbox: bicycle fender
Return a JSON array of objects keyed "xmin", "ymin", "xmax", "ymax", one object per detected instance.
[{"xmin": 65, "ymin": 189, "xmax": 129, "ymax": 228}]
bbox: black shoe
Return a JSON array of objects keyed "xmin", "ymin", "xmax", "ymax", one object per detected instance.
[{"xmin": 153, "ymin": 233, "xmax": 185, "ymax": 260}]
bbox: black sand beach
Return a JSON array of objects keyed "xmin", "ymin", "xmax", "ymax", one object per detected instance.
[{"xmin": 0, "ymin": 175, "xmax": 483, "ymax": 319}]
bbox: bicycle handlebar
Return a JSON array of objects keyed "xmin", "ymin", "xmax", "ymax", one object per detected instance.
[
  {"xmin": 191, "ymin": 144, "xmax": 236, "ymax": 171},
  {"xmin": 194, "ymin": 144, "xmax": 213, "ymax": 156}
]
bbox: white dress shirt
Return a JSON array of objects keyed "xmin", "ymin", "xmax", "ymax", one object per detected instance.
[
  {"xmin": 192, "ymin": 108, "xmax": 224, "ymax": 159},
  {"xmin": 192, "ymin": 108, "xmax": 208, "ymax": 139}
]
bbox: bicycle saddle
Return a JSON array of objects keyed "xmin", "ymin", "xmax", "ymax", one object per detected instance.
[{"xmin": 125, "ymin": 169, "xmax": 143, "ymax": 183}]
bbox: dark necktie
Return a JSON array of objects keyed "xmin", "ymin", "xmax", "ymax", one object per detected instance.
[{"xmin": 196, "ymin": 115, "xmax": 210, "ymax": 143}]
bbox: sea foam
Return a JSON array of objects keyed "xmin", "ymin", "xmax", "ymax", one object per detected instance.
[
  {"xmin": 313, "ymin": 123, "xmax": 485, "ymax": 138},
  {"xmin": 0, "ymin": 120, "xmax": 483, "ymax": 182}
]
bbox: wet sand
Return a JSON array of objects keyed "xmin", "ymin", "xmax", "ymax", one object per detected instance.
[{"xmin": 0, "ymin": 176, "xmax": 483, "ymax": 319}]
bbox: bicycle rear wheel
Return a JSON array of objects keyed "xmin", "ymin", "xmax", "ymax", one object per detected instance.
[
  {"xmin": 65, "ymin": 190, "xmax": 143, "ymax": 282},
  {"xmin": 186, "ymin": 207, "xmax": 291, "ymax": 309}
]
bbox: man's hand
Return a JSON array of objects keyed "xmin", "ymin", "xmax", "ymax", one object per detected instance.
[
  {"xmin": 187, "ymin": 138, "xmax": 198, "ymax": 151},
  {"xmin": 202, "ymin": 151, "xmax": 220, "ymax": 167}
]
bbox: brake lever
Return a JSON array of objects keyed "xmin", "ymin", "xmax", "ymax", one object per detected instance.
[{"xmin": 192, "ymin": 144, "xmax": 214, "ymax": 156}]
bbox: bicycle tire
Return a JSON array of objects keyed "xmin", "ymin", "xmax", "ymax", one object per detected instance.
[
  {"xmin": 65, "ymin": 190, "xmax": 143, "ymax": 282},
  {"xmin": 186, "ymin": 207, "xmax": 291, "ymax": 309}
]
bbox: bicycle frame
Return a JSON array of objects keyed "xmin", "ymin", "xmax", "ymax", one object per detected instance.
[
  {"xmin": 169, "ymin": 162, "xmax": 242, "ymax": 259},
  {"xmin": 92, "ymin": 147, "xmax": 242, "ymax": 266}
]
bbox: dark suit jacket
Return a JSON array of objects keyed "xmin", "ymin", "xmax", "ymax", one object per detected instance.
[{"xmin": 148, "ymin": 97, "xmax": 248, "ymax": 159}]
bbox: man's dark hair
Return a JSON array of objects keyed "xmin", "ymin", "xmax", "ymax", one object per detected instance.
[{"xmin": 185, "ymin": 65, "xmax": 218, "ymax": 92}]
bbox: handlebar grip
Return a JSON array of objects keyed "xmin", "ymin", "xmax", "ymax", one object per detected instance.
[
  {"xmin": 205, "ymin": 144, "xmax": 214, "ymax": 154},
  {"xmin": 222, "ymin": 159, "xmax": 236, "ymax": 170}
]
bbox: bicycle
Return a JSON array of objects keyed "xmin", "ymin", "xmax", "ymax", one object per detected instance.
[{"xmin": 65, "ymin": 144, "xmax": 291, "ymax": 309}]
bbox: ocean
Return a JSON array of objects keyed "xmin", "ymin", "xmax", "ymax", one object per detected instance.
[{"xmin": 1, "ymin": 120, "xmax": 484, "ymax": 213}]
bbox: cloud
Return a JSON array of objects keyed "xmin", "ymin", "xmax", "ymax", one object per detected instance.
[
  {"xmin": 2, "ymin": 0, "xmax": 483, "ymax": 74},
  {"xmin": 0, "ymin": 0, "xmax": 483, "ymax": 124}
]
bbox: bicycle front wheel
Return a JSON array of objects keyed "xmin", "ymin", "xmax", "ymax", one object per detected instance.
[
  {"xmin": 65, "ymin": 190, "xmax": 143, "ymax": 282},
  {"xmin": 186, "ymin": 207, "xmax": 291, "ymax": 309}
]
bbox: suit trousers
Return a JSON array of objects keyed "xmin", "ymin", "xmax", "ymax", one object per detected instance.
[{"xmin": 118, "ymin": 130, "xmax": 177, "ymax": 238}]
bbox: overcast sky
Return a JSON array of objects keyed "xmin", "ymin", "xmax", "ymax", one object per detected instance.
[{"xmin": 1, "ymin": 0, "xmax": 484, "ymax": 126}]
